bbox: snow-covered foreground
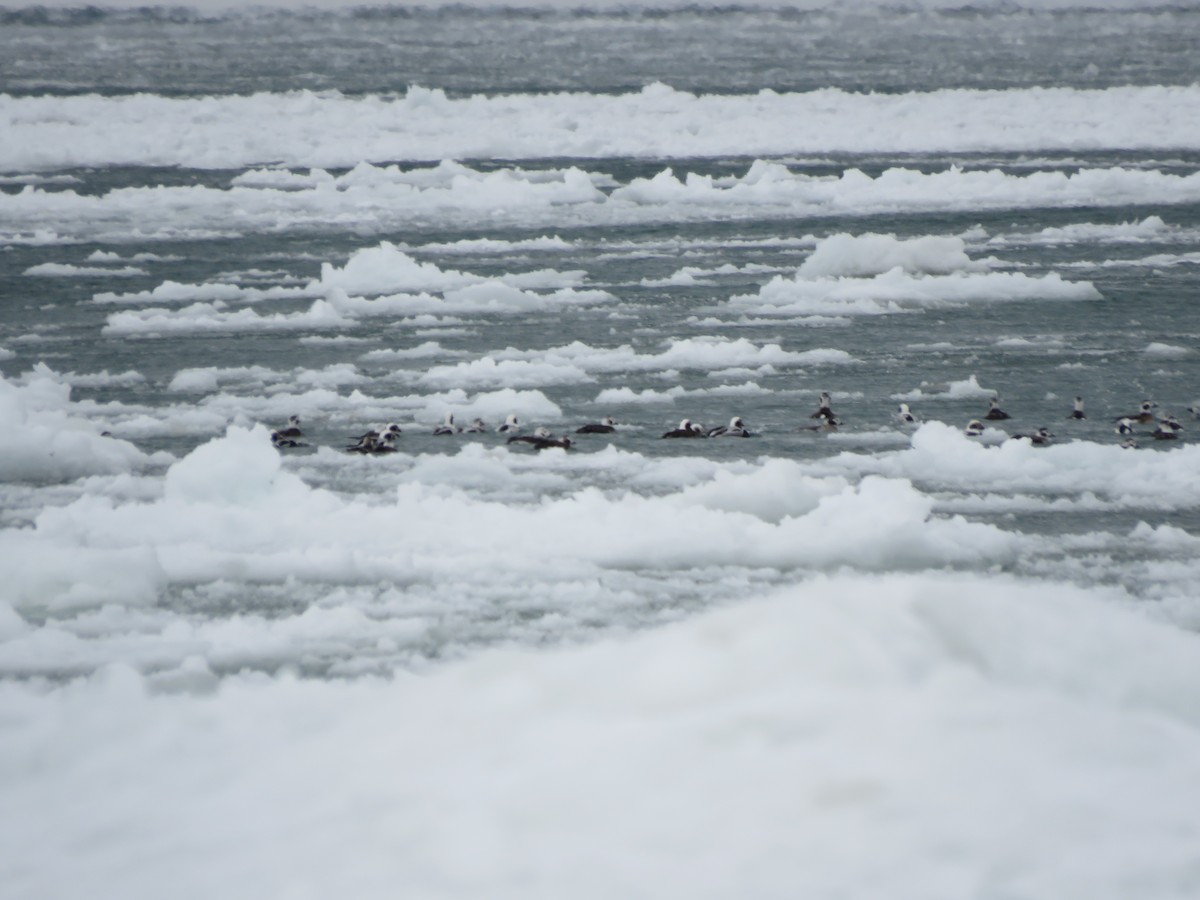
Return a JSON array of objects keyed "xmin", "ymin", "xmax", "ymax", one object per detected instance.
[{"xmin": 4, "ymin": 571, "xmax": 1200, "ymax": 900}]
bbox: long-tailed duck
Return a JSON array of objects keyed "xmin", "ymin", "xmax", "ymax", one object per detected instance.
[
  {"xmin": 532, "ymin": 435, "xmax": 572, "ymax": 451},
  {"xmin": 272, "ymin": 415, "xmax": 304, "ymax": 440},
  {"xmin": 984, "ymin": 397, "xmax": 1011, "ymax": 420},
  {"xmin": 370, "ymin": 431, "xmax": 399, "ymax": 454},
  {"xmin": 1153, "ymin": 415, "xmax": 1183, "ymax": 440},
  {"xmin": 271, "ymin": 431, "xmax": 307, "ymax": 449},
  {"xmin": 576, "ymin": 416, "xmax": 618, "ymax": 434},
  {"xmin": 1069, "ymin": 396, "xmax": 1086, "ymax": 420},
  {"xmin": 662, "ymin": 419, "xmax": 706, "ymax": 438},
  {"xmin": 497, "ymin": 413, "xmax": 521, "ymax": 433},
  {"xmin": 708, "ymin": 416, "xmax": 753, "ymax": 437},
  {"xmin": 507, "ymin": 426, "xmax": 553, "ymax": 445},
  {"xmin": 433, "ymin": 412, "xmax": 462, "ymax": 435},
  {"xmin": 810, "ymin": 392, "xmax": 837, "ymax": 423},
  {"xmin": 1115, "ymin": 400, "xmax": 1157, "ymax": 425},
  {"xmin": 1011, "ymin": 426, "xmax": 1053, "ymax": 446}
]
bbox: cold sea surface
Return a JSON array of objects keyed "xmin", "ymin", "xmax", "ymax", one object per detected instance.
[{"xmin": 3, "ymin": 5, "xmax": 1200, "ymax": 898}]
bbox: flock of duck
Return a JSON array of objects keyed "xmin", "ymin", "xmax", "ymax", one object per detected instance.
[{"xmin": 269, "ymin": 394, "xmax": 1195, "ymax": 454}]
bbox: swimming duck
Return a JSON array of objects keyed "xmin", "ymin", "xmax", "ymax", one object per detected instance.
[
  {"xmin": 433, "ymin": 412, "xmax": 461, "ymax": 435},
  {"xmin": 708, "ymin": 416, "xmax": 753, "ymax": 437},
  {"xmin": 810, "ymin": 392, "xmax": 837, "ymax": 423},
  {"xmin": 662, "ymin": 419, "xmax": 706, "ymax": 438},
  {"xmin": 507, "ymin": 426, "xmax": 554, "ymax": 446},
  {"xmin": 1012, "ymin": 426, "xmax": 1053, "ymax": 446},
  {"xmin": 800, "ymin": 416, "xmax": 841, "ymax": 433},
  {"xmin": 532, "ymin": 435, "xmax": 572, "ymax": 451},
  {"xmin": 984, "ymin": 397, "xmax": 1010, "ymax": 420},
  {"xmin": 271, "ymin": 431, "xmax": 307, "ymax": 449},
  {"xmin": 272, "ymin": 415, "xmax": 304, "ymax": 440},
  {"xmin": 896, "ymin": 403, "xmax": 918, "ymax": 426},
  {"xmin": 463, "ymin": 418, "xmax": 488, "ymax": 433},
  {"xmin": 497, "ymin": 413, "xmax": 521, "ymax": 433},
  {"xmin": 964, "ymin": 419, "xmax": 986, "ymax": 437},
  {"xmin": 1069, "ymin": 396, "xmax": 1086, "ymax": 420},
  {"xmin": 1115, "ymin": 400, "xmax": 1157, "ymax": 425},
  {"xmin": 370, "ymin": 431, "xmax": 399, "ymax": 454},
  {"xmin": 1153, "ymin": 415, "xmax": 1183, "ymax": 440},
  {"xmin": 576, "ymin": 416, "xmax": 618, "ymax": 434}
]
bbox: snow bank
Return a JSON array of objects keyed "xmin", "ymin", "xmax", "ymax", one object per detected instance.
[
  {"xmin": 832, "ymin": 421, "xmax": 1200, "ymax": 507},
  {"xmin": 730, "ymin": 230, "xmax": 1099, "ymax": 318},
  {"xmin": 9, "ymin": 157, "xmax": 1200, "ymax": 246},
  {"xmin": 3, "ymin": 571, "xmax": 1200, "ymax": 900},
  {"xmin": 0, "ymin": 425, "xmax": 1013, "ymax": 621},
  {"xmin": 0, "ymin": 365, "xmax": 164, "ymax": 482},
  {"xmin": 5, "ymin": 85, "xmax": 1200, "ymax": 171}
]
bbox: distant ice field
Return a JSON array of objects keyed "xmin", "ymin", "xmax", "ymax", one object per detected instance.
[{"xmin": 3, "ymin": 5, "xmax": 1200, "ymax": 898}]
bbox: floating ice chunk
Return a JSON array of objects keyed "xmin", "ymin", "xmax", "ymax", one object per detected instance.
[
  {"xmin": 892, "ymin": 374, "xmax": 997, "ymax": 401},
  {"xmin": 317, "ymin": 242, "xmax": 481, "ymax": 296},
  {"xmin": 163, "ymin": 425, "xmax": 307, "ymax": 505},
  {"xmin": 797, "ymin": 232, "xmax": 983, "ymax": 278},
  {"xmin": 1143, "ymin": 342, "xmax": 1191, "ymax": 359},
  {"xmin": 732, "ymin": 267, "xmax": 1100, "ymax": 319},
  {"xmin": 25, "ymin": 263, "xmax": 147, "ymax": 277},
  {"xmin": 0, "ymin": 365, "xmax": 163, "ymax": 482}
]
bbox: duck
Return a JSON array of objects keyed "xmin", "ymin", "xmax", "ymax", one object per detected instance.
[
  {"xmin": 272, "ymin": 415, "xmax": 304, "ymax": 440},
  {"xmin": 1115, "ymin": 400, "xmax": 1157, "ymax": 425},
  {"xmin": 1153, "ymin": 415, "xmax": 1183, "ymax": 440},
  {"xmin": 507, "ymin": 426, "xmax": 554, "ymax": 446},
  {"xmin": 1069, "ymin": 396, "xmax": 1086, "ymax": 420},
  {"xmin": 348, "ymin": 422, "xmax": 403, "ymax": 451},
  {"xmin": 708, "ymin": 416, "xmax": 754, "ymax": 437},
  {"xmin": 433, "ymin": 412, "xmax": 461, "ymax": 435},
  {"xmin": 347, "ymin": 422, "xmax": 401, "ymax": 450},
  {"xmin": 507, "ymin": 427, "xmax": 572, "ymax": 451},
  {"xmin": 662, "ymin": 419, "xmax": 706, "ymax": 438},
  {"xmin": 810, "ymin": 392, "xmax": 837, "ymax": 423},
  {"xmin": 984, "ymin": 397, "xmax": 1010, "ymax": 421},
  {"xmin": 271, "ymin": 431, "xmax": 307, "ymax": 449},
  {"xmin": 964, "ymin": 419, "xmax": 986, "ymax": 437},
  {"xmin": 576, "ymin": 416, "xmax": 618, "ymax": 434},
  {"xmin": 799, "ymin": 416, "xmax": 841, "ymax": 433},
  {"xmin": 463, "ymin": 418, "xmax": 488, "ymax": 433},
  {"xmin": 370, "ymin": 431, "xmax": 399, "ymax": 454},
  {"xmin": 531, "ymin": 435, "xmax": 572, "ymax": 451},
  {"xmin": 1012, "ymin": 426, "xmax": 1053, "ymax": 446},
  {"xmin": 1115, "ymin": 417, "xmax": 1137, "ymax": 438},
  {"xmin": 895, "ymin": 403, "xmax": 918, "ymax": 426},
  {"xmin": 497, "ymin": 413, "xmax": 521, "ymax": 433}
]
